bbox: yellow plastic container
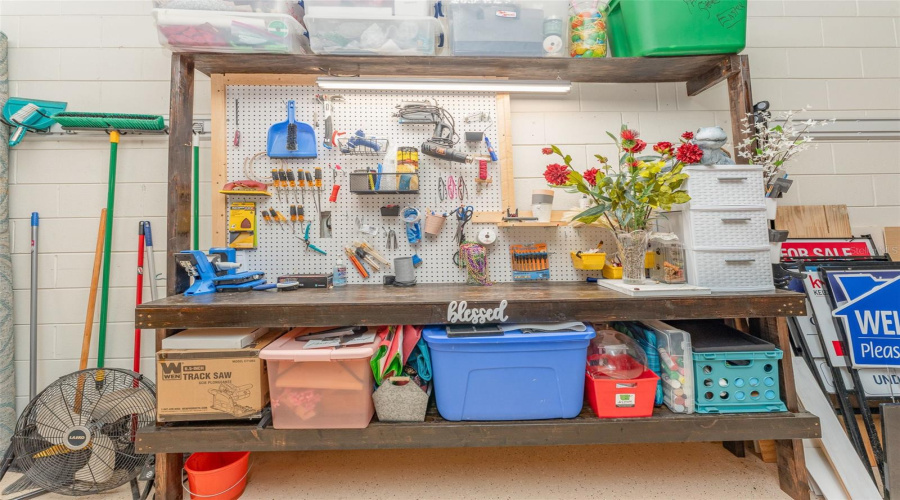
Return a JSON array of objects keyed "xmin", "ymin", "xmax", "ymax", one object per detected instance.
[
  {"xmin": 602, "ymin": 263, "xmax": 623, "ymax": 280},
  {"xmin": 571, "ymin": 252, "xmax": 606, "ymax": 270}
]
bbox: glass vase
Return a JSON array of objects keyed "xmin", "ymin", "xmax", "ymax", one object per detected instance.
[{"xmin": 616, "ymin": 230, "xmax": 649, "ymax": 285}]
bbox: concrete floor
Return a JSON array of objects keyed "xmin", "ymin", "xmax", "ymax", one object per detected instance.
[{"xmin": 0, "ymin": 442, "xmax": 790, "ymax": 499}]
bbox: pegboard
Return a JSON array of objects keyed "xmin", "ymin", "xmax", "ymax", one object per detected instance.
[{"xmin": 224, "ymin": 84, "xmax": 608, "ymax": 284}]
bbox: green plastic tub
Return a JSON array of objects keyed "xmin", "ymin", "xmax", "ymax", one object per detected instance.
[{"xmin": 607, "ymin": 0, "xmax": 747, "ymax": 57}]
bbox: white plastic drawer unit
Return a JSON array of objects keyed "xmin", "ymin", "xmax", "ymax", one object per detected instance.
[
  {"xmin": 682, "ymin": 165, "xmax": 766, "ymax": 208},
  {"xmin": 686, "ymin": 247, "xmax": 774, "ymax": 292},
  {"xmin": 666, "ymin": 207, "xmax": 769, "ymax": 249}
]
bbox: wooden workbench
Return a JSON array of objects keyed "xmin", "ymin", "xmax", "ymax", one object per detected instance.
[{"xmin": 147, "ymin": 52, "xmax": 817, "ymax": 500}]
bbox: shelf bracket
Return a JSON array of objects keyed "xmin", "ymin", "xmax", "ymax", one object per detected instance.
[{"xmin": 685, "ymin": 54, "xmax": 741, "ymax": 97}]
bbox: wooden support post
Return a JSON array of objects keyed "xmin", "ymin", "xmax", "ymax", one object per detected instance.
[
  {"xmin": 727, "ymin": 54, "xmax": 752, "ymax": 164},
  {"xmin": 211, "ymin": 74, "xmax": 227, "ymax": 248},
  {"xmin": 723, "ymin": 440, "xmax": 746, "ymax": 458},
  {"xmin": 158, "ymin": 52, "xmax": 195, "ymax": 500},
  {"xmin": 752, "ymin": 317, "xmax": 810, "ymax": 500},
  {"xmin": 167, "ymin": 53, "xmax": 196, "ymax": 296},
  {"xmin": 883, "ymin": 403, "xmax": 900, "ymax": 499}
]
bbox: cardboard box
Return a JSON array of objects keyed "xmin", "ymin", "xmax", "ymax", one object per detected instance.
[{"xmin": 156, "ymin": 328, "xmax": 285, "ymax": 423}]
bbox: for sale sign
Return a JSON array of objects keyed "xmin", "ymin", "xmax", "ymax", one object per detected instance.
[
  {"xmin": 828, "ymin": 270, "xmax": 900, "ymax": 368},
  {"xmin": 781, "ymin": 238, "xmax": 876, "ymax": 260}
]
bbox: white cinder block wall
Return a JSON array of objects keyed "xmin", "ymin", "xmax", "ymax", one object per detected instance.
[{"xmin": 0, "ymin": 0, "xmax": 898, "ymax": 413}]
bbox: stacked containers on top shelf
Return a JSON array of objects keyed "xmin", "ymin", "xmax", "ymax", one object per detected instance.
[
  {"xmin": 422, "ymin": 324, "xmax": 596, "ymax": 421},
  {"xmin": 152, "ymin": 0, "xmax": 310, "ymax": 53},
  {"xmin": 304, "ymin": 0, "xmax": 441, "ymax": 55},
  {"xmin": 667, "ymin": 320, "xmax": 787, "ymax": 414},
  {"xmin": 662, "ymin": 163, "xmax": 774, "ymax": 292},
  {"xmin": 447, "ymin": 1, "xmax": 569, "ymax": 57},
  {"xmin": 606, "ymin": 0, "xmax": 747, "ymax": 57}
]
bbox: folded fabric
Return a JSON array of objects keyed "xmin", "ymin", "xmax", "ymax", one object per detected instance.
[
  {"xmin": 408, "ymin": 337, "xmax": 432, "ymax": 382},
  {"xmin": 499, "ymin": 322, "xmax": 587, "ymax": 333},
  {"xmin": 371, "ymin": 326, "xmax": 404, "ymax": 386}
]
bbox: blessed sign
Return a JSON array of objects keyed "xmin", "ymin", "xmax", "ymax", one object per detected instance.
[{"xmin": 447, "ymin": 300, "xmax": 509, "ymax": 324}]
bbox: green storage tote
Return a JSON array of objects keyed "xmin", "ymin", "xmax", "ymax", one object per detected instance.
[{"xmin": 607, "ymin": 0, "xmax": 747, "ymax": 57}]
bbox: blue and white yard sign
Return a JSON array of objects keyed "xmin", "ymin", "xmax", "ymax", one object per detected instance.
[{"xmin": 829, "ymin": 270, "xmax": 900, "ymax": 368}]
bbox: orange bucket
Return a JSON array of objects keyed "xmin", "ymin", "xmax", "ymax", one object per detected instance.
[{"xmin": 184, "ymin": 451, "xmax": 250, "ymax": 500}]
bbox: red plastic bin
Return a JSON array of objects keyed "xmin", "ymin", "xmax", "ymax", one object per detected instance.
[{"xmin": 585, "ymin": 369, "xmax": 660, "ymax": 418}]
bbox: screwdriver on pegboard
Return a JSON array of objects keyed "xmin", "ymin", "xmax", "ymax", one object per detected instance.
[
  {"xmin": 314, "ymin": 167, "xmax": 323, "ymax": 213},
  {"xmin": 286, "ymin": 170, "xmax": 297, "ymax": 204},
  {"xmin": 297, "ymin": 168, "xmax": 306, "ymax": 204},
  {"xmin": 290, "ymin": 205, "xmax": 297, "ymax": 232},
  {"xmin": 271, "ymin": 169, "xmax": 281, "ymax": 203},
  {"xmin": 278, "ymin": 169, "xmax": 289, "ymax": 203},
  {"xmin": 305, "ymin": 171, "xmax": 318, "ymax": 214}
]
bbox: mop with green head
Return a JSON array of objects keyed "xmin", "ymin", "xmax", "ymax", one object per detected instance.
[{"xmin": 50, "ymin": 113, "xmax": 166, "ymax": 376}]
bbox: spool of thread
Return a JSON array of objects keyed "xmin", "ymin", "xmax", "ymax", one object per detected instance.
[
  {"xmin": 532, "ymin": 189, "xmax": 555, "ymax": 222},
  {"xmin": 394, "ymin": 257, "xmax": 416, "ymax": 286},
  {"xmin": 424, "ymin": 214, "xmax": 445, "ymax": 236},
  {"xmin": 478, "ymin": 159, "xmax": 488, "ymax": 180}
]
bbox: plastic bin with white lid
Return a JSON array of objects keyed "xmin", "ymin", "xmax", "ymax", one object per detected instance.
[
  {"xmin": 423, "ymin": 323, "xmax": 596, "ymax": 421},
  {"xmin": 154, "ymin": 8, "xmax": 310, "ymax": 54},
  {"xmin": 641, "ymin": 320, "xmax": 694, "ymax": 414},
  {"xmin": 302, "ymin": 0, "xmax": 434, "ymax": 17},
  {"xmin": 259, "ymin": 328, "xmax": 378, "ymax": 429},
  {"xmin": 305, "ymin": 14, "xmax": 440, "ymax": 55},
  {"xmin": 153, "ymin": 0, "xmax": 303, "ymax": 16},
  {"xmin": 447, "ymin": 0, "xmax": 569, "ymax": 57}
]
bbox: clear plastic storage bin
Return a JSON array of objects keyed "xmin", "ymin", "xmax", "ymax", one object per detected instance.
[
  {"xmin": 448, "ymin": 1, "xmax": 569, "ymax": 57},
  {"xmin": 153, "ymin": 0, "xmax": 304, "ymax": 18},
  {"xmin": 641, "ymin": 320, "xmax": 694, "ymax": 413},
  {"xmin": 259, "ymin": 328, "xmax": 378, "ymax": 429},
  {"xmin": 302, "ymin": 0, "xmax": 434, "ymax": 17},
  {"xmin": 305, "ymin": 15, "xmax": 439, "ymax": 55},
  {"xmin": 153, "ymin": 8, "xmax": 310, "ymax": 53}
]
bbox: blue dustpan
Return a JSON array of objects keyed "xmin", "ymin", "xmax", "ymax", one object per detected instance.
[
  {"xmin": 2, "ymin": 97, "xmax": 67, "ymax": 147},
  {"xmin": 267, "ymin": 100, "xmax": 317, "ymax": 159}
]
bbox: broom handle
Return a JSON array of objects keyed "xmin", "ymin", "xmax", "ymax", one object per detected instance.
[
  {"xmin": 75, "ymin": 208, "xmax": 106, "ymax": 413},
  {"xmin": 81, "ymin": 209, "xmax": 106, "ymax": 371},
  {"xmin": 29, "ymin": 213, "xmax": 38, "ymax": 401},
  {"xmin": 134, "ymin": 224, "xmax": 145, "ymax": 373},
  {"xmin": 97, "ymin": 132, "xmax": 119, "ymax": 369},
  {"xmin": 193, "ymin": 134, "xmax": 199, "ymax": 250}
]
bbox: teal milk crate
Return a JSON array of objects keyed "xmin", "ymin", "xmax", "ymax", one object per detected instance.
[{"xmin": 668, "ymin": 320, "xmax": 787, "ymax": 414}]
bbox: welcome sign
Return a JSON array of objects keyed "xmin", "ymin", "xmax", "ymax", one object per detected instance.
[{"xmin": 828, "ymin": 269, "xmax": 900, "ymax": 368}]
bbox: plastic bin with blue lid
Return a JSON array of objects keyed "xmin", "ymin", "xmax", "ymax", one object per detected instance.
[{"xmin": 423, "ymin": 323, "xmax": 595, "ymax": 421}]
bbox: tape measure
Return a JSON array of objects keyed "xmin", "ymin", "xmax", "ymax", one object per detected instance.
[{"xmin": 477, "ymin": 229, "xmax": 497, "ymax": 246}]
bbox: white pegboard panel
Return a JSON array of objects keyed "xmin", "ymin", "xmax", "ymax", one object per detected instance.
[{"xmin": 225, "ymin": 84, "xmax": 607, "ymax": 284}]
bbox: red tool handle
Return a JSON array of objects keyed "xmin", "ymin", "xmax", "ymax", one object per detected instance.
[
  {"xmin": 479, "ymin": 159, "xmax": 488, "ymax": 181},
  {"xmin": 329, "ymin": 184, "xmax": 340, "ymax": 202}
]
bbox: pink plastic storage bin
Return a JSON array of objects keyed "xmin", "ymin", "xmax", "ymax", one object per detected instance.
[{"xmin": 260, "ymin": 328, "xmax": 377, "ymax": 429}]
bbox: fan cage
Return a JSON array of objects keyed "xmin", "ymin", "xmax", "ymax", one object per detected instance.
[{"xmin": 12, "ymin": 368, "xmax": 156, "ymax": 496}]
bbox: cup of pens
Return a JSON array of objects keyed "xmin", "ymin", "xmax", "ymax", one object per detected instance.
[{"xmin": 424, "ymin": 213, "xmax": 446, "ymax": 236}]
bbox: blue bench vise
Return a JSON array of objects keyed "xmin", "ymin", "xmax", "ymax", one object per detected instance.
[{"xmin": 175, "ymin": 248, "xmax": 266, "ymax": 296}]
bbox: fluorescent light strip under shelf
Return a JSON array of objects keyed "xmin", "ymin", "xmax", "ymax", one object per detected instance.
[{"xmin": 316, "ymin": 77, "xmax": 572, "ymax": 94}]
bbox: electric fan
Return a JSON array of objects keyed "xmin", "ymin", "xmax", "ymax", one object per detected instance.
[{"xmin": 6, "ymin": 368, "xmax": 156, "ymax": 496}]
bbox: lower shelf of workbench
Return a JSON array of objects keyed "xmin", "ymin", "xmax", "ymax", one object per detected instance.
[{"xmin": 136, "ymin": 405, "xmax": 820, "ymax": 454}]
